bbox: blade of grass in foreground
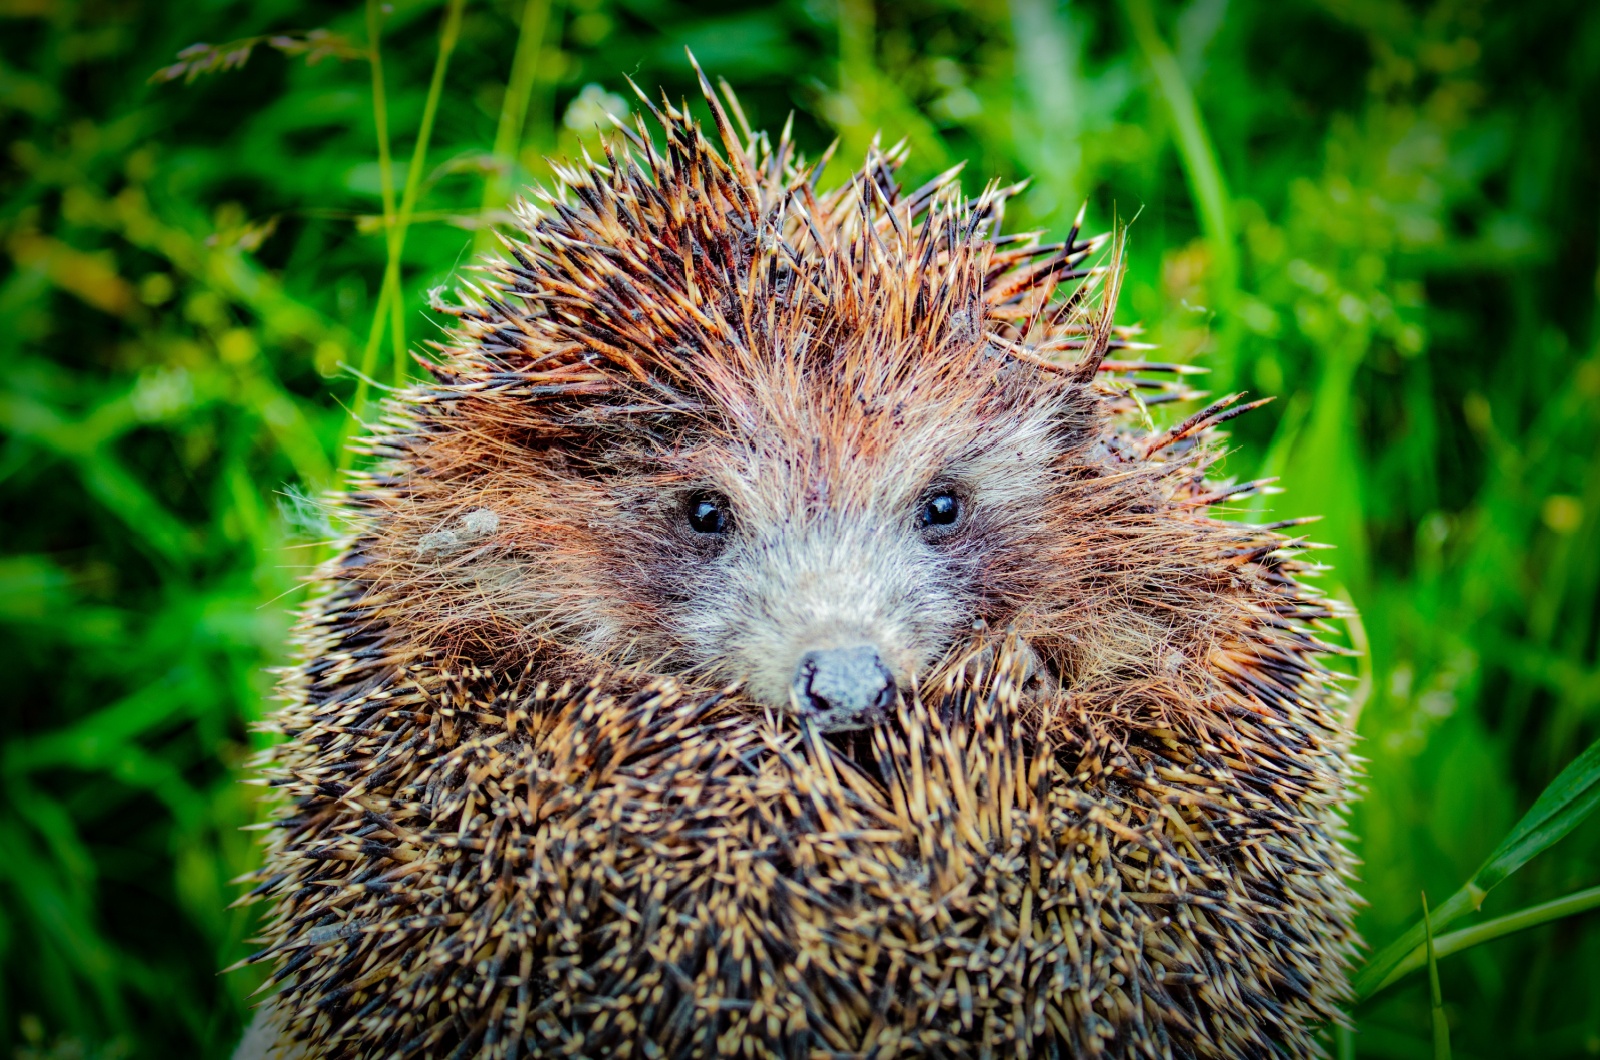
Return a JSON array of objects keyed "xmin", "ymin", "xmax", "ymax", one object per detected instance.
[
  {"xmin": 1355, "ymin": 734, "xmax": 1600, "ymax": 999},
  {"xmin": 1424, "ymin": 894, "xmax": 1451, "ymax": 1060},
  {"xmin": 1121, "ymin": 0, "xmax": 1239, "ymax": 381},
  {"xmin": 475, "ymin": 0, "xmax": 555, "ymax": 256},
  {"xmin": 345, "ymin": 0, "xmax": 400, "ymax": 469},
  {"xmin": 343, "ymin": 0, "xmax": 469, "ymax": 467},
  {"xmin": 1379, "ymin": 883, "xmax": 1600, "ymax": 993},
  {"xmin": 388, "ymin": 0, "xmax": 467, "ymax": 388}
]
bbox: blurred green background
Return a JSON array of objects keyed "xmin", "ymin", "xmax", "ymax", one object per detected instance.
[{"xmin": 2, "ymin": 0, "xmax": 1598, "ymax": 1056}]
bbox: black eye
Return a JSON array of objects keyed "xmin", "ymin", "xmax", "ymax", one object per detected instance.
[
  {"xmin": 919, "ymin": 491, "xmax": 961, "ymax": 530},
  {"xmin": 688, "ymin": 496, "xmax": 730, "ymax": 534}
]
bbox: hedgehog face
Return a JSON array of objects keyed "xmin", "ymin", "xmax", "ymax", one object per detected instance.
[
  {"xmin": 382, "ymin": 334, "xmax": 1094, "ymax": 726},
  {"xmin": 543, "ymin": 345, "xmax": 1086, "ymax": 727}
]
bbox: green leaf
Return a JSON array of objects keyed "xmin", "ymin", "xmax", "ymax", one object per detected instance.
[{"xmin": 1355, "ymin": 734, "xmax": 1600, "ymax": 999}]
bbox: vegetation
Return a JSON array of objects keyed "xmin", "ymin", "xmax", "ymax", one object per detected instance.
[{"xmin": 1, "ymin": 0, "xmax": 1597, "ymax": 1056}]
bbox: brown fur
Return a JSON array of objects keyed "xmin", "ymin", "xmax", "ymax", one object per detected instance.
[{"xmin": 235, "ymin": 69, "xmax": 1358, "ymax": 1059}]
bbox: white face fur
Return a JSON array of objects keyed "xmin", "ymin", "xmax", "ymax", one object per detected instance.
[
  {"xmin": 637, "ymin": 372, "xmax": 1074, "ymax": 726},
  {"xmin": 678, "ymin": 498, "xmax": 966, "ymax": 715}
]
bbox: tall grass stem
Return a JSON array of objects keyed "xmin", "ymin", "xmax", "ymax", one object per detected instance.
[
  {"xmin": 388, "ymin": 0, "xmax": 468, "ymax": 389},
  {"xmin": 1423, "ymin": 894, "xmax": 1452, "ymax": 1060},
  {"xmin": 343, "ymin": 0, "xmax": 401, "ymax": 470},
  {"xmin": 1121, "ymin": 0, "xmax": 1241, "ymax": 384},
  {"xmin": 1373, "ymin": 884, "xmax": 1600, "ymax": 998},
  {"xmin": 475, "ymin": 0, "xmax": 554, "ymax": 256}
]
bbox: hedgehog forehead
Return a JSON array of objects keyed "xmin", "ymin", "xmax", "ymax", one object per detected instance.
[{"xmin": 672, "ymin": 354, "xmax": 1069, "ymax": 521}]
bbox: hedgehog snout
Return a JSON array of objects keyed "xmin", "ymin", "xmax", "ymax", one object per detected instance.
[{"xmin": 792, "ymin": 645, "xmax": 896, "ymax": 731}]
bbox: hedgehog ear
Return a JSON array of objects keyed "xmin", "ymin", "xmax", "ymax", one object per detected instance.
[
  {"xmin": 1050, "ymin": 384, "xmax": 1104, "ymax": 454},
  {"xmin": 948, "ymin": 293, "xmax": 984, "ymax": 349}
]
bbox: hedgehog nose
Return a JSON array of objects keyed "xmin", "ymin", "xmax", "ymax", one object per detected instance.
[{"xmin": 793, "ymin": 646, "xmax": 897, "ymax": 730}]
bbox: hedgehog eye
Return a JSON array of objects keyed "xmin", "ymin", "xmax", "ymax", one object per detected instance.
[
  {"xmin": 918, "ymin": 491, "xmax": 961, "ymax": 531},
  {"xmin": 687, "ymin": 495, "xmax": 731, "ymax": 535}
]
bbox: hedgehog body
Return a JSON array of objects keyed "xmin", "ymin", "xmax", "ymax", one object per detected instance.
[{"xmin": 237, "ymin": 72, "xmax": 1359, "ymax": 1060}]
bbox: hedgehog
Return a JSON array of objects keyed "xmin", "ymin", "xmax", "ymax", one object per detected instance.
[{"xmin": 232, "ymin": 66, "xmax": 1359, "ymax": 1060}]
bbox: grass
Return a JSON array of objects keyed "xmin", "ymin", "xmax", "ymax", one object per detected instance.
[
  {"xmin": 1357, "ymin": 731, "xmax": 1600, "ymax": 999},
  {"xmin": 1, "ymin": 0, "xmax": 1598, "ymax": 1056},
  {"xmin": 1424, "ymin": 894, "xmax": 1452, "ymax": 1060}
]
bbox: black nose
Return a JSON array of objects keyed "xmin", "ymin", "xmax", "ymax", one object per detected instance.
[{"xmin": 793, "ymin": 646, "xmax": 896, "ymax": 730}]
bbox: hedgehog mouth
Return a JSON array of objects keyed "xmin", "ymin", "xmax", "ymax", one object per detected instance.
[{"xmin": 820, "ymin": 725, "xmax": 886, "ymax": 782}]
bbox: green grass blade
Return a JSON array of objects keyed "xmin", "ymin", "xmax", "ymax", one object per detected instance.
[
  {"xmin": 389, "ymin": 0, "xmax": 468, "ymax": 388},
  {"xmin": 365, "ymin": 0, "xmax": 398, "ymax": 273},
  {"xmin": 0, "ymin": 816, "xmax": 124, "ymax": 1028},
  {"xmin": 1424, "ymin": 894, "xmax": 1451, "ymax": 1060},
  {"xmin": 1121, "ymin": 0, "xmax": 1237, "ymax": 343},
  {"xmin": 1356, "ymin": 734, "xmax": 1600, "ymax": 999},
  {"xmin": 475, "ymin": 0, "xmax": 555, "ymax": 255},
  {"xmin": 1373, "ymin": 884, "xmax": 1600, "ymax": 995},
  {"xmin": 1475, "ymin": 734, "xmax": 1600, "ymax": 891},
  {"xmin": 6, "ymin": 670, "xmax": 202, "ymax": 770},
  {"xmin": 344, "ymin": 0, "xmax": 400, "ymax": 464},
  {"xmin": 344, "ymin": 0, "xmax": 469, "ymax": 454}
]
